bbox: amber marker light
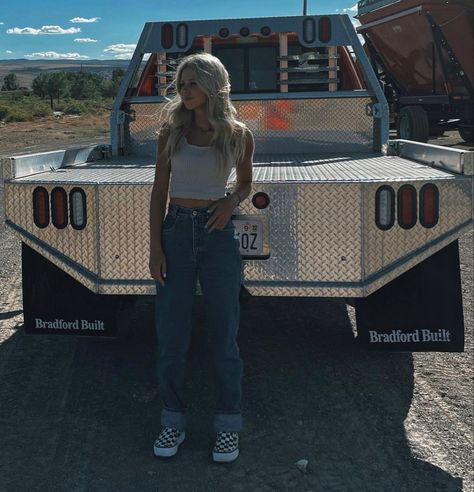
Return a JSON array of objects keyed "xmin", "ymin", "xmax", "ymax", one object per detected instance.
[{"xmin": 252, "ymin": 192, "xmax": 270, "ymax": 209}]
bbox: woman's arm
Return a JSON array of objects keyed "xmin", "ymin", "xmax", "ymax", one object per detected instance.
[
  {"xmin": 229, "ymin": 128, "xmax": 254, "ymax": 207},
  {"xmin": 206, "ymin": 128, "xmax": 254, "ymax": 232},
  {"xmin": 149, "ymin": 130, "xmax": 171, "ymax": 281}
]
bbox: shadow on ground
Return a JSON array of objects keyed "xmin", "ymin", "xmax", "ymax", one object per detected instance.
[{"xmin": 0, "ymin": 296, "xmax": 462, "ymax": 492}]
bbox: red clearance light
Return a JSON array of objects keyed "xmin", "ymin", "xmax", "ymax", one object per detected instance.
[
  {"xmin": 33, "ymin": 187, "xmax": 50, "ymax": 228},
  {"xmin": 176, "ymin": 23, "xmax": 188, "ymax": 48},
  {"xmin": 162, "ymin": 23, "xmax": 173, "ymax": 49},
  {"xmin": 318, "ymin": 16, "xmax": 332, "ymax": 43},
  {"xmin": 420, "ymin": 184, "xmax": 439, "ymax": 228},
  {"xmin": 303, "ymin": 17, "xmax": 316, "ymax": 43},
  {"xmin": 219, "ymin": 27, "xmax": 230, "ymax": 38},
  {"xmin": 51, "ymin": 187, "xmax": 68, "ymax": 229},
  {"xmin": 70, "ymin": 188, "xmax": 87, "ymax": 230},
  {"xmin": 240, "ymin": 27, "xmax": 250, "ymax": 37},
  {"xmin": 252, "ymin": 192, "xmax": 270, "ymax": 210},
  {"xmin": 397, "ymin": 185, "xmax": 417, "ymax": 229},
  {"xmin": 260, "ymin": 26, "xmax": 271, "ymax": 37}
]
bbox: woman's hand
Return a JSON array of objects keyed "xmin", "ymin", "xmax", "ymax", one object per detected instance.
[
  {"xmin": 149, "ymin": 249, "xmax": 167, "ymax": 286},
  {"xmin": 205, "ymin": 195, "xmax": 237, "ymax": 232}
]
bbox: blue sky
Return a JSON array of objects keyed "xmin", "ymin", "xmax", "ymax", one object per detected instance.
[{"xmin": 0, "ymin": 0, "xmax": 359, "ymax": 61}]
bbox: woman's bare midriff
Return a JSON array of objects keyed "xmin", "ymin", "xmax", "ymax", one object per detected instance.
[{"xmin": 169, "ymin": 196, "xmax": 215, "ymax": 208}]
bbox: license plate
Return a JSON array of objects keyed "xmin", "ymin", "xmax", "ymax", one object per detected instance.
[{"xmin": 233, "ymin": 219, "xmax": 264, "ymax": 256}]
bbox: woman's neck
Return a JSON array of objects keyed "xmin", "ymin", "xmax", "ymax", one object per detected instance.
[{"xmin": 192, "ymin": 109, "xmax": 212, "ymax": 132}]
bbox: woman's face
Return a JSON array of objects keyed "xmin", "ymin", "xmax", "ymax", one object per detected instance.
[{"xmin": 178, "ymin": 68, "xmax": 207, "ymax": 111}]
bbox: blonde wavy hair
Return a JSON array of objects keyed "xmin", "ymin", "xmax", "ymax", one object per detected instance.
[{"xmin": 161, "ymin": 52, "xmax": 247, "ymax": 176}]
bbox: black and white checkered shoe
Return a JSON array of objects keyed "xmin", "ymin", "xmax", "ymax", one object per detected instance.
[
  {"xmin": 153, "ymin": 427, "xmax": 185, "ymax": 458},
  {"xmin": 212, "ymin": 431, "xmax": 239, "ymax": 463}
]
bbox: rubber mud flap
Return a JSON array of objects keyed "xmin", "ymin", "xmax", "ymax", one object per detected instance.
[
  {"xmin": 355, "ymin": 240, "xmax": 464, "ymax": 352},
  {"xmin": 22, "ymin": 242, "xmax": 126, "ymax": 338}
]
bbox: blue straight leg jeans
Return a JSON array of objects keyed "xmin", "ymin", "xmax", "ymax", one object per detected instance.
[{"xmin": 155, "ymin": 203, "xmax": 243, "ymax": 433}]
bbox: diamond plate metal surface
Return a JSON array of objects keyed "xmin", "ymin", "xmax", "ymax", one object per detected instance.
[
  {"xmin": 124, "ymin": 98, "xmax": 374, "ymax": 157},
  {"xmin": 362, "ymin": 178, "xmax": 473, "ymax": 295},
  {"xmin": 5, "ymin": 183, "xmax": 98, "ymax": 275},
  {"xmin": 99, "ymin": 184, "xmax": 151, "ymax": 282},
  {"xmin": 5, "ymin": 154, "xmax": 472, "ymax": 297}
]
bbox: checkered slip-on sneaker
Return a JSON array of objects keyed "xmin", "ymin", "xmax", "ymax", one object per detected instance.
[
  {"xmin": 212, "ymin": 431, "xmax": 239, "ymax": 463},
  {"xmin": 153, "ymin": 427, "xmax": 185, "ymax": 458}
]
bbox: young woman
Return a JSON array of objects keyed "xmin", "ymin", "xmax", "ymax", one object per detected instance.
[{"xmin": 149, "ymin": 52, "xmax": 254, "ymax": 463}]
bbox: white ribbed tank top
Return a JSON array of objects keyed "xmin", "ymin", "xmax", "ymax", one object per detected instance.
[{"xmin": 169, "ymin": 136, "xmax": 232, "ymax": 200}]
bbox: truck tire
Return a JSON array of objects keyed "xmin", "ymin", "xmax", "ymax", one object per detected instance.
[
  {"xmin": 397, "ymin": 106, "xmax": 429, "ymax": 142},
  {"xmin": 458, "ymin": 125, "xmax": 473, "ymax": 143}
]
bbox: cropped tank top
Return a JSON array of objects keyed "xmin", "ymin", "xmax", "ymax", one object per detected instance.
[{"xmin": 169, "ymin": 136, "xmax": 233, "ymax": 200}]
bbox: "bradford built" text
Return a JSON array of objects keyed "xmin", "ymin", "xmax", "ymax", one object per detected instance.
[
  {"xmin": 35, "ymin": 318, "xmax": 105, "ymax": 331},
  {"xmin": 369, "ymin": 329, "xmax": 451, "ymax": 343}
]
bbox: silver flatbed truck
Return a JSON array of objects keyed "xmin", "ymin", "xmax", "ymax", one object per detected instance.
[{"xmin": 2, "ymin": 14, "xmax": 473, "ymax": 351}]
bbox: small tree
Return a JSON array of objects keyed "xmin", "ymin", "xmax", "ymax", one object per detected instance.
[
  {"xmin": 46, "ymin": 72, "xmax": 67, "ymax": 109},
  {"xmin": 1, "ymin": 73, "xmax": 19, "ymax": 91},
  {"xmin": 32, "ymin": 73, "xmax": 48, "ymax": 99},
  {"xmin": 102, "ymin": 68, "xmax": 125, "ymax": 98}
]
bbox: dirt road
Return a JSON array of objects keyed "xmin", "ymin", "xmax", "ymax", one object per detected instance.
[{"xmin": 0, "ymin": 128, "xmax": 472, "ymax": 492}]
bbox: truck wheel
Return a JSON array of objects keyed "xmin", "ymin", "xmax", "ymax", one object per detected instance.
[
  {"xmin": 397, "ymin": 106, "xmax": 429, "ymax": 142},
  {"xmin": 458, "ymin": 125, "xmax": 473, "ymax": 143}
]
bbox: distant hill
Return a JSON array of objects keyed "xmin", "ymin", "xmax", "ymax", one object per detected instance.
[{"xmin": 0, "ymin": 59, "xmax": 130, "ymax": 88}]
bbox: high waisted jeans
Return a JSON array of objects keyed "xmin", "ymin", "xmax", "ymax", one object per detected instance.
[{"xmin": 155, "ymin": 203, "xmax": 243, "ymax": 433}]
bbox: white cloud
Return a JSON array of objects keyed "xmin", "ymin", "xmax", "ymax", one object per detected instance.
[
  {"xmin": 103, "ymin": 43, "xmax": 136, "ymax": 59},
  {"xmin": 0, "ymin": 22, "xmax": 4, "ymax": 25},
  {"xmin": 7, "ymin": 25, "xmax": 81, "ymax": 35},
  {"xmin": 6, "ymin": 50, "xmax": 13, "ymax": 54},
  {"xmin": 74, "ymin": 38, "xmax": 98, "ymax": 43},
  {"xmin": 24, "ymin": 51, "xmax": 89, "ymax": 60},
  {"xmin": 70, "ymin": 17, "xmax": 100, "ymax": 23},
  {"xmin": 349, "ymin": 3, "xmax": 358, "ymax": 11}
]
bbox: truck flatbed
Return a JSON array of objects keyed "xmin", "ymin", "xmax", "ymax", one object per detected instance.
[{"xmin": 12, "ymin": 153, "xmax": 457, "ymax": 185}]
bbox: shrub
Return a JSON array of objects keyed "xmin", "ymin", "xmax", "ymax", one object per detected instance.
[
  {"xmin": 64, "ymin": 101, "xmax": 87, "ymax": 115},
  {"xmin": 0, "ymin": 104, "xmax": 10, "ymax": 120},
  {"xmin": 5, "ymin": 110, "xmax": 34, "ymax": 122}
]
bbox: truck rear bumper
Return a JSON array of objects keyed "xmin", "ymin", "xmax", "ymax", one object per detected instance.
[{"xmin": 4, "ymin": 147, "xmax": 472, "ymax": 298}]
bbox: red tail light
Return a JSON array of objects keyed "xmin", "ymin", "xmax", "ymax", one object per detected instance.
[
  {"xmin": 162, "ymin": 23, "xmax": 173, "ymax": 49},
  {"xmin": 51, "ymin": 187, "xmax": 68, "ymax": 229},
  {"xmin": 420, "ymin": 184, "xmax": 439, "ymax": 228},
  {"xmin": 397, "ymin": 185, "xmax": 417, "ymax": 229},
  {"xmin": 33, "ymin": 187, "xmax": 49, "ymax": 228},
  {"xmin": 252, "ymin": 192, "xmax": 270, "ymax": 209},
  {"xmin": 318, "ymin": 17, "xmax": 332, "ymax": 43}
]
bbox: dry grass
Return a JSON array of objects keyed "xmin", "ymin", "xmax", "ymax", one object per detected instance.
[{"xmin": 0, "ymin": 114, "xmax": 110, "ymax": 155}]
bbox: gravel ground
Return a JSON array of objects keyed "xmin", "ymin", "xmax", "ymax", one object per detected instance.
[{"xmin": 0, "ymin": 130, "xmax": 472, "ymax": 492}]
